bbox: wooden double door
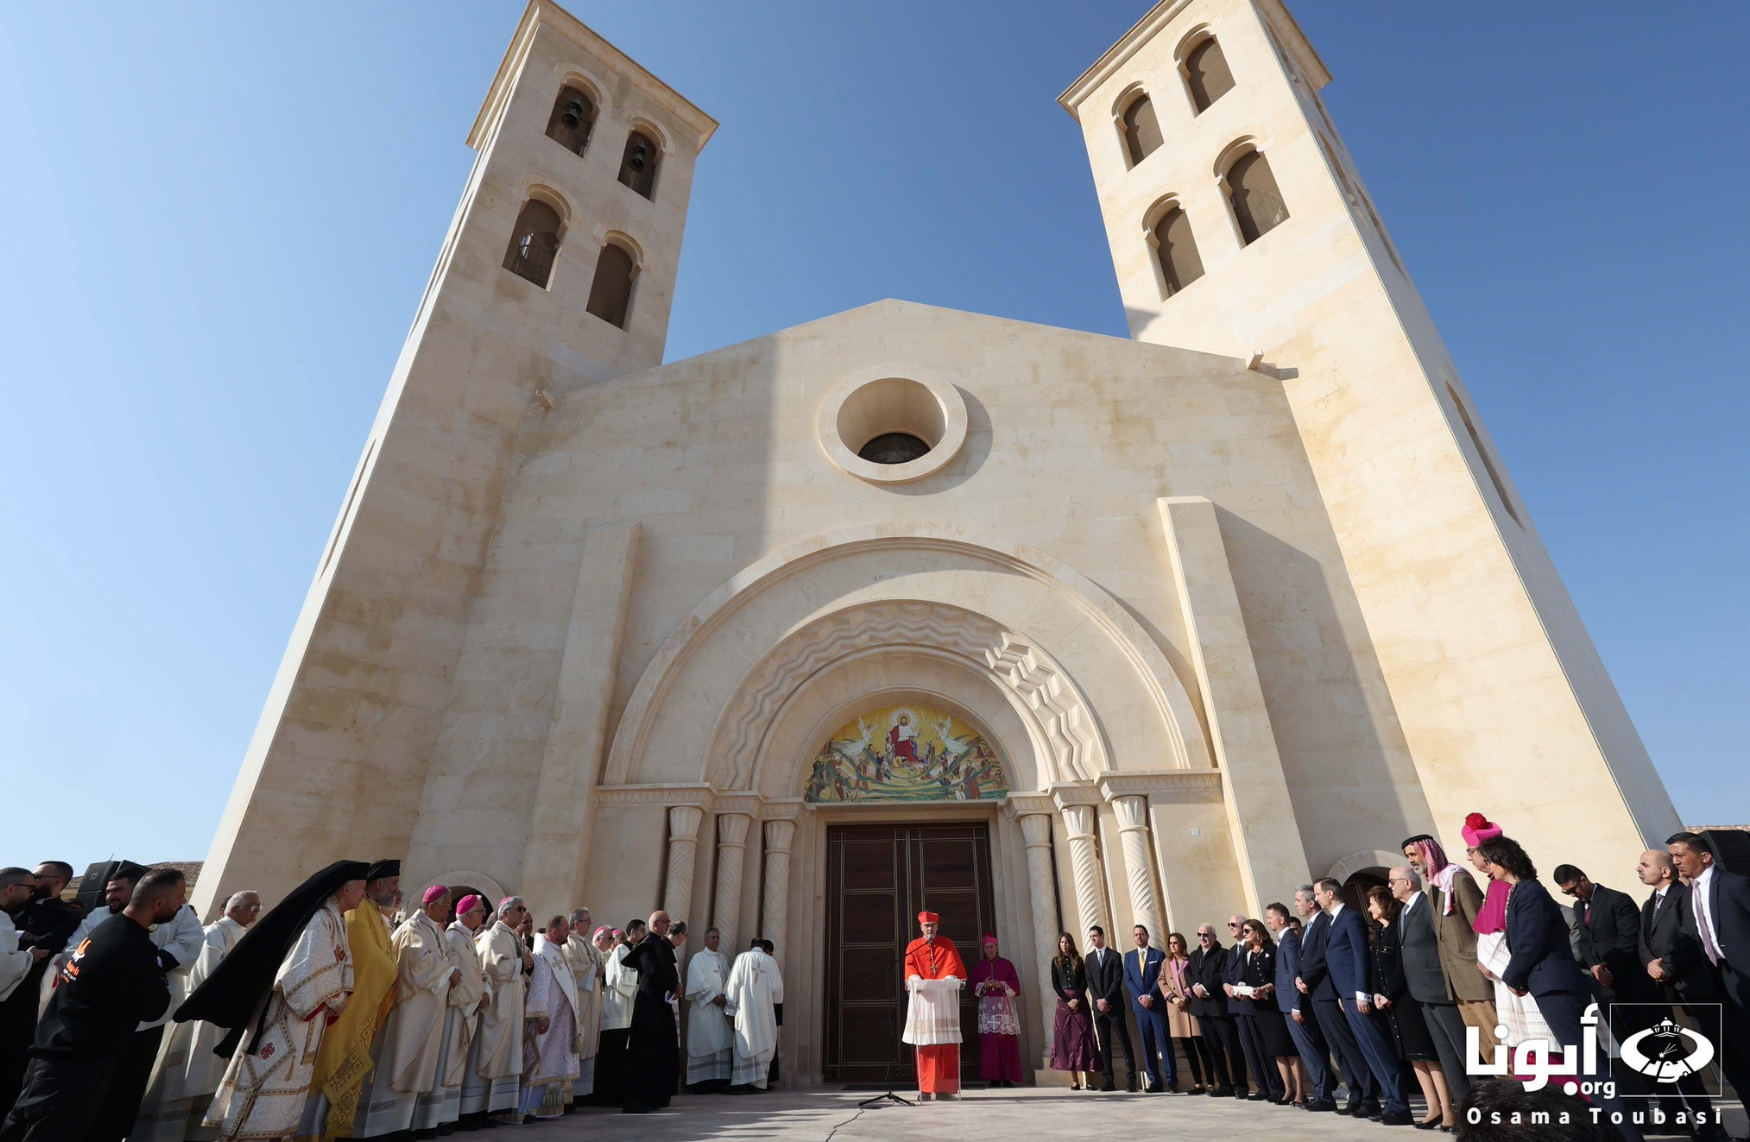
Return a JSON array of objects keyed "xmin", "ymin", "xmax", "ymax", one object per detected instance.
[{"xmin": 823, "ymin": 822, "xmax": 997, "ymax": 1084}]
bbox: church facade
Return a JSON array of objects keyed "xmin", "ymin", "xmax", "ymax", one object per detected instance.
[{"xmin": 195, "ymin": 0, "xmax": 1680, "ymax": 1083}]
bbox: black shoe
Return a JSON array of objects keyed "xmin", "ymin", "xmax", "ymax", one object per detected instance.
[
  {"xmin": 1306, "ymin": 1100, "xmax": 1337, "ymax": 1112},
  {"xmin": 1098, "ymin": 1081, "xmax": 1116, "ymax": 1092},
  {"xmin": 622, "ymin": 1104, "xmax": 653, "ymax": 1114},
  {"xmin": 1338, "ymin": 1104, "xmax": 1360, "ymax": 1116},
  {"xmin": 1380, "ymin": 1111, "xmax": 1414, "ymax": 1126},
  {"xmin": 1246, "ymin": 1092, "xmax": 1267, "ymax": 1101}
]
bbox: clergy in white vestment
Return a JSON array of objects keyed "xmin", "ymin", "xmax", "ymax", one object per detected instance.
[
  {"xmin": 561, "ymin": 910, "xmax": 605, "ymax": 1100},
  {"xmin": 723, "ymin": 940, "xmax": 783, "ymax": 1091},
  {"xmin": 683, "ymin": 927, "xmax": 732, "ymax": 1088},
  {"xmin": 518, "ymin": 917, "xmax": 580, "ymax": 1120},
  {"xmin": 417, "ymin": 893, "xmax": 488, "ymax": 1133},
  {"xmin": 183, "ymin": 862, "xmax": 369, "ymax": 1142},
  {"xmin": 350, "ymin": 886, "xmax": 463, "ymax": 1137},
  {"xmin": 464, "ymin": 897, "xmax": 530, "ymax": 1124},
  {"xmin": 132, "ymin": 892, "xmax": 260, "ymax": 1142}
]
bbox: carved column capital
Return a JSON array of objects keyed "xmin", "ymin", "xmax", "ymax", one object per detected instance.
[
  {"xmin": 763, "ymin": 818, "xmax": 796, "ymax": 854},
  {"xmin": 1018, "ymin": 811, "xmax": 1054, "ymax": 849},
  {"xmin": 1113, "ymin": 794, "xmax": 1149, "ymax": 832},
  {"xmin": 1061, "ymin": 803, "xmax": 1097, "ymax": 840},
  {"xmin": 668, "ymin": 805, "xmax": 705, "ymax": 838}
]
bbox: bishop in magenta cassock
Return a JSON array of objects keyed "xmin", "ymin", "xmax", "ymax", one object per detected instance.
[
  {"xmin": 970, "ymin": 932, "xmax": 1022, "ymax": 1086},
  {"xmin": 901, "ymin": 911, "xmax": 966, "ymax": 1099}
]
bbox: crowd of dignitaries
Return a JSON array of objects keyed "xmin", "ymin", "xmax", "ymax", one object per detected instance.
[
  {"xmin": 0, "ymin": 858, "xmax": 787, "ymax": 1140},
  {"xmin": 1043, "ymin": 817, "xmax": 1750, "ymax": 1142}
]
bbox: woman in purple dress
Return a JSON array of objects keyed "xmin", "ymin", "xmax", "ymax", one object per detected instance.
[
  {"xmin": 971, "ymin": 933, "xmax": 1022, "ymax": 1086},
  {"xmin": 1049, "ymin": 932, "xmax": 1099, "ymax": 1089}
]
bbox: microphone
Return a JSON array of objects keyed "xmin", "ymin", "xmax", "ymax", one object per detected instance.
[{"xmin": 926, "ymin": 932, "xmax": 935, "ymax": 945}]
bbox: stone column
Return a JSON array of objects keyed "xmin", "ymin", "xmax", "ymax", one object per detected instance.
[
  {"xmin": 711, "ymin": 813, "xmax": 752, "ymax": 952},
  {"xmin": 1018, "ymin": 812, "xmax": 1062, "ymax": 1060},
  {"xmin": 662, "ymin": 805, "xmax": 704, "ymax": 923},
  {"xmin": 1113, "ymin": 795, "xmax": 1165, "ymax": 946},
  {"xmin": 760, "ymin": 820, "xmax": 796, "ymax": 968},
  {"xmin": 1061, "ymin": 804, "xmax": 1108, "ymax": 937}
]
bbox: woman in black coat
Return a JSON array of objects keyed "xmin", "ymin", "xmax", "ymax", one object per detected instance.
[
  {"xmin": 1236, "ymin": 919, "xmax": 1300, "ymax": 1104},
  {"xmin": 1367, "ymin": 886, "xmax": 1453, "ymax": 1129}
]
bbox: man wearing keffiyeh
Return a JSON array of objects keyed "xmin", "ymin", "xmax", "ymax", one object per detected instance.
[{"xmin": 1404, "ymin": 828, "xmax": 1499, "ymax": 1063}]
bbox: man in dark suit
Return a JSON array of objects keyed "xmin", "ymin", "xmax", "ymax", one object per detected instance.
[
  {"xmin": 1296, "ymin": 884, "xmax": 1376, "ymax": 1115},
  {"xmin": 1187, "ymin": 923, "xmax": 1238, "ymax": 1096},
  {"xmin": 1266, "ymin": 901, "xmax": 1334, "ymax": 1110},
  {"xmin": 1388, "ymin": 866, "xmax": 1469, "ymax": 1102},
  {"xmin": 1317, "ymin": 877, "xmax": 1410, "ymax": 1124},
  {"xmin": 1083, "ymin": 925, "xmax": 1135, "ymax": 1092},
  {"xmin": 1636, "ymin": 848, "xmax": 1731, "ymax": 1142},
  {"xmin": 1669, "ymin": 831, "xmax": 1750, "ymax": 1123},
  {"xmin": 1555, "ymin": 863, "xmax": 1651, "ymax": 1010},
  {"xmin": 1122, "ymin": 925, "xmax": 1170, "ymax": 1093}
]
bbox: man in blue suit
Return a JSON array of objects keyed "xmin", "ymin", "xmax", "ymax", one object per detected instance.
[
  {"xmin": 1266, "ymin": 901, "xmax": 1334, "ymax": 1110},
  {"xmin": 1315, "ymin": 877, "xmax": 1411, "ymax": 1125},
  {"xmin": 1123, "ymin": 925, "xmax": 1172, "ymax": 1093},
  {"xmin": 1296, "ymin": 884, "xmax": 1375, "ymax": 1115}
]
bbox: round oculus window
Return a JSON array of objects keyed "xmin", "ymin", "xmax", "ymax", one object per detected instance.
[
  {"xmin": 816, "ymin": 371, "xmax": 968, "ymax": 485},
  {"xmin": 857, "ymin": 432, "xmax": 931, "ymax": 465}
]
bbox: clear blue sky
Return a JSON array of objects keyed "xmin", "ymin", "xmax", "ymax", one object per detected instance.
[{"xmin": 2, "ymin": 3, "xmax": 1744, "ymax": 872}]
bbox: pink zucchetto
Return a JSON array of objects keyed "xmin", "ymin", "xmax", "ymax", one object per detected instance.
[
  {"xmin": 593, "ymin": 926, "xmax": 613, "ymax": 940},
  {"xmin": 1460, "ymin": 812, "xmax": 1503, "ymax": 848},
  {"xmin": 455, "ymin": 894, "xmax": 484, "ymax": 915},
  {"xmin": 422, "ymin": 884, "xmax": 450, "ymax": 905}
]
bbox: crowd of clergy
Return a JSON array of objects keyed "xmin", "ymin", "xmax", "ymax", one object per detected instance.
[
  {"xmin": 4, "ymin": 811, "xmax": 1750, "ymax": 1142},
  {"xmin": 0, "ymin": 858, "xmax": 785, "ymax": 1141}
]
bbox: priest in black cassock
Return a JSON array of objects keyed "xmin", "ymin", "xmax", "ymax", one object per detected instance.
[{"xmin": 620, "ymin": 911, "xmax": 680, "ymax": 1115}]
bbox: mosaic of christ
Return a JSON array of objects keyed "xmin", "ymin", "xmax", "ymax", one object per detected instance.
[{"xmin": 803, "ymin": 703, "xmax": 1007, "ymax": 803}]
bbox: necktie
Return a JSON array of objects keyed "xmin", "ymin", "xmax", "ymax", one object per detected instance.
[{"xmin": 1699, "ymin": 893, "xmax": 1722, "ymax": 966}]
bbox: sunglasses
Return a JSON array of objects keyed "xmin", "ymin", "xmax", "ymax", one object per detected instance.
[{"xmin": 1197, "ymin": 933, "xmax": 1214, "ymax": 939}]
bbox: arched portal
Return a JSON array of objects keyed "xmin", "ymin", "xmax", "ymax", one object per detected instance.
[{"xmin": 590, "ymin": 524, "xmax": 1219, "ymax": 1088}]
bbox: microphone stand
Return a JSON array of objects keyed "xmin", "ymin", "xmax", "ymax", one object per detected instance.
[{"xmin": 857, "ymin": 942, "xmax": 922, "ymax": 1108}]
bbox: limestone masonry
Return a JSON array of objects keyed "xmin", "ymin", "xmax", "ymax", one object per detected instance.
[{"xmin": 194, "ymin": 0, "xmax": 1681, "ymax": 1083}]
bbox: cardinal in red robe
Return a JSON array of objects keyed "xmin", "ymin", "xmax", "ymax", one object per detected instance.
[{"xmin": 901, "ymin": 911, "xmax": 967, "ymax": 1098}]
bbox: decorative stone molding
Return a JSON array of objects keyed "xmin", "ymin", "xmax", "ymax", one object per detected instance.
[
  {"xmin": 761, "ymin": 819, "xmax": 796, "ymax": 971},
  {"xmin": 711, "ymin": 813, "xmax": 752, "ymax": 951},
  {"xmin": 662, "ymin": 805, "xmax": 705, "ymax": 922},
  {"xmin": 1113, "ymin": 795, "xmax": 1165, "ymax": 946},
  {"xmin": 985, "ymin": 633, "xmax": 1103, "ymax": 784},
  {"xmin": 1049, "ymin": 782, "xmax": 1104, "ymax": 808},
  {"xmin": 1096, "ymin": 771, "xmax": 1223, "ymax": 799},
  {"xmin": 708, "ymin": 600, "xmax": 1106, "ymax": 791},
  {"xmin": 1003, "ymin": 793, "xmax": 1058, "ymax": 819},
  {"xmin": 595, "ymin": 783, "xmax": 715, "ymax": 807},
  {"xmin": 603, "ymin": 523, "xmax": 1210, "ymax": 788},
  {"xmin": 1061, "ymin": 804, "xmax": 1109, "ymax": 936},
  {"xmin": 1016, "ymin": 812, "xmax": 1063, "ymax": 1059}
]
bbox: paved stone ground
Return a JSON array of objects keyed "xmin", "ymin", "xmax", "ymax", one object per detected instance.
[{"xmin": 507, "ymin": 1087, "xmax": 1747, "ymax": 1141}]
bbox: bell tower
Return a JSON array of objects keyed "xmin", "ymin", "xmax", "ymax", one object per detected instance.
[
  {"xmin": 1061, "ymin": 0, "xmax": 1677, "ymax": 875},
  {"xmin": 195, "ymin": 1, "xmax": 716, "ymax": 915}
]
